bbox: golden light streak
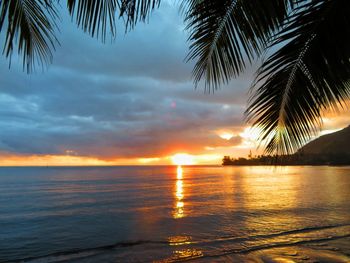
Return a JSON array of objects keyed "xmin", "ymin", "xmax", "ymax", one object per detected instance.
[
  {"xmin": 0, "ymin": 154, "xmax": 151, "ymax": 166},
  {"xmin": 168, "ymin": 236, "xmax": 192, "ymax": 246},
  {"xmin": 138, "ymin": 157, "xmax": 161, "ymax": 164},
  {"xmin": 173, "ymin": 165, "xmax": 185, "ymax": 219},
  {"xmin": 176, "ymin": 181, "xmax": 184, "ymax": 199},
  {"xmin": 0, "ymin": 154, "xmax": 112, "ymax": 166},
  {"xmin": 177, "ymin": 165, "xmax": 183, "ymax": 179}
]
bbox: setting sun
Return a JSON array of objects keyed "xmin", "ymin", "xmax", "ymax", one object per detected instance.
[{"xmin": 171, "ymin": 153, "xmax": 195, "ymax": 165}]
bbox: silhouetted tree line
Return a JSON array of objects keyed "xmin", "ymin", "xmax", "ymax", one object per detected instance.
[{"xmin": 222, "ymin": 152, "xmax": 350, "ymax": 166}]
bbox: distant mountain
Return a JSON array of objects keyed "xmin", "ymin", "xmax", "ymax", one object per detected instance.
[{"xmin": 299, "ymin": 125, "xmax": 350, "ymax": 155}]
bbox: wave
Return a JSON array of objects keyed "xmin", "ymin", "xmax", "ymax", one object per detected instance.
[
  {"xmin": 192, "ymin": 233, "xmax": 350, "ymax": 262},
  {"xmin": 9, "ymin": 223, "xmax": 350, "ymax": 262},
  {"xmin": 199, "ymin": 223, "xmax": 350, "ymax": 244},
  {"xmin": 7, "ymin": 240, "xmax": 168, "ymax": 263}
]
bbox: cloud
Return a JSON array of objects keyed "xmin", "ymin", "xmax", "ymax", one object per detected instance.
[{"xmin": 3, "ymin": 2, "xmax": 347, "ymax": 163}]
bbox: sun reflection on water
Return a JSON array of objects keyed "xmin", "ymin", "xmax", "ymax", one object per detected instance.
[
  {"xmin": 177, "ymin": 165, "xmax": 183, "ymax": 179},
  {"xmin": 172, "ymin": 248, "xmax": 203, "ymax": 259},
  {"xmin": 173, "ymin": 166, "xmax": 185, "ymax": 219},
  {"xmin": 168, "ymin": 235, "xmax": 192, "ymax": 246}
]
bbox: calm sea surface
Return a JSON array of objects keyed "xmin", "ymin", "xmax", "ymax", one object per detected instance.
[{"xmin": 0, "ymin": 166, "xmax": 349, "ymax": 262}]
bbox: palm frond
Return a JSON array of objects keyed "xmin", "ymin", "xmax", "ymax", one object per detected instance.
[
  {"xmin": 0, "ymin": 0, "xmax": 58, "ymax": 72},
  {"xmin": 0, "ymin": 0, "xmax": 161, "ymax": 71},
  {"xmin": 246, "ymin": 0, "xmax": 350, "ymax": 155},
  {"xmin": 119, "ymin": 0, "xmax": 161, "ymax": 30},
  {"xmin": 184, "ymin": 0, "xmax": 295, "ymax": 91},
  {"xmin": 66, "ymin": 0, "xmax": 160, "ymax": 41},
  {"xmin": 66, "ymin": 0, "xmax": 118, "ymax": 41}
]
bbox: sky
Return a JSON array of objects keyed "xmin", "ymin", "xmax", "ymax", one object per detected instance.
[{"xmin": 1, "ymin": 2, "xmax": 349, "ymax": 166}]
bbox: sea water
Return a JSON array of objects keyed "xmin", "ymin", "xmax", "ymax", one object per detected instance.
[{"xmin": 0, "ymin": 166, "xmax": 349, "ymax": 262}]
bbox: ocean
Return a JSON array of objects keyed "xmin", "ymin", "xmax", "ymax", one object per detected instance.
[{"xmin": 0, "ymin": 166, "xmax": 349, "ymax": 262}]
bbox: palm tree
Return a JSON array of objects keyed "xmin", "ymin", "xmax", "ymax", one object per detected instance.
[{"xmin": 1, "ymin": 0, "xmax": 349, "ymax": 155}]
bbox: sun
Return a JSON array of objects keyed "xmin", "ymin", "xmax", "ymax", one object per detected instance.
[{"xmin": 171, "ymin": 153, "xmax": 195, "ymax": 165}]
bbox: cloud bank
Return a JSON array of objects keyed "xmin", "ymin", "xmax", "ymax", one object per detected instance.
[{"xmin": 1, "ymin": 2, "xmax": 348, "ymax": 164}]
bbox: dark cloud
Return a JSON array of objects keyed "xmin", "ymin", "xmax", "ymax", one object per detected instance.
[{"xmin": 0, "ymin": 2, "xmax": 256, "ymax": 160}]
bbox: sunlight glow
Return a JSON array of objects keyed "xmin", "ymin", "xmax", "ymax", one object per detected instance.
[
  {"xmin": 219, "ymin": 132, "xmax": 234, "ymax": 140},
  {"xmin": 237, "ymin": 126, "xmax": 261, "ymax": 149},
  {"xmin": 0, "ymin": 152, "xmax": 222, "ymax": 166},
  {"xmin": 320, "ymin": 128, "xmax": 342, "ymax": 136},
  {"xmin": 240, "ymin": 127, "xmax": 260, "ymax": 141},
  {"xmin": 171, "ymin": 153, "xmax": 195, "ymax": 165}
]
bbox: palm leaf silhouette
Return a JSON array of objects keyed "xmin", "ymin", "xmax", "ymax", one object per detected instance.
[
  {"xmin": 183, "ymin": 0, "xmax": 295, "ymax": 91},
  {"xmin": 0, "ymin": 0, "xmax": 160, "ymax": 71},
  {"xmin": 0, "ymin": 0, "xmax": 58, "ymax": 72},
  {"xmin": 246, "ymin": 0, "xmax": 350, "ymax": 154},
  {"xmin": 66, "ymin": 0, "xmax": 160, "ymax": 41}
]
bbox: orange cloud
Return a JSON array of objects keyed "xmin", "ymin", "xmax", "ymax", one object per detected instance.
[{"xmin": 0, "ymin": 153, "xmax": 141, "ymax": 166}]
